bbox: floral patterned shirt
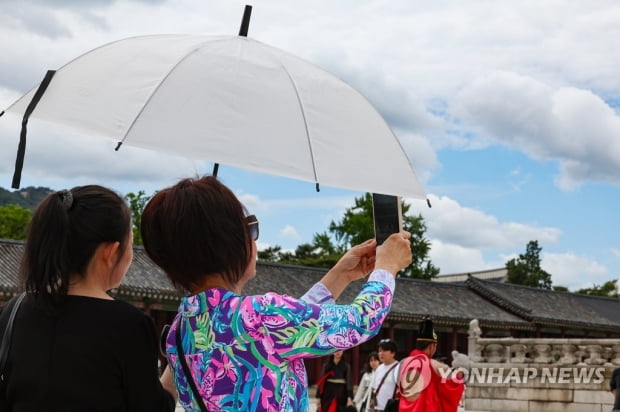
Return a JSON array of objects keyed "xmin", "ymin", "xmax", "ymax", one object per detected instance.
[{"xmin": 166, "ymin": 269, "xmax": 395, "ymax": 411}]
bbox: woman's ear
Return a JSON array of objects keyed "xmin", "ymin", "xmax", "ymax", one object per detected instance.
[{"xmin": 98, "ymin": 241, "xmax": 121, "ymax": 268}]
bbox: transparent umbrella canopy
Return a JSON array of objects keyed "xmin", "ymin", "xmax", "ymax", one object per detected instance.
[{"xmin": 5, "ymin": 10, "xmax": 425, "ymax": 200}]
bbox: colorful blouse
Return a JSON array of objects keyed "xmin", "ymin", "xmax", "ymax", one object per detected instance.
[{"xmin": 166, "ymin": 269, "xmax": 395, "ymax": 412}]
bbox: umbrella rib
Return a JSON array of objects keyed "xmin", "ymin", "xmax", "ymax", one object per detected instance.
[
  {"xmin": 118, "ymin": 42, "xmax": 213, "ymax": 146},
  {"xmin": 276, "ymin": 63, "xmax": 320, "ymax": 188}
]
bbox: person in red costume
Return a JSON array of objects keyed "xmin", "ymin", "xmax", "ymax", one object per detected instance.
[{"xmin": 398, "ymin": 318, "xmax": 465, "ymax": 412}]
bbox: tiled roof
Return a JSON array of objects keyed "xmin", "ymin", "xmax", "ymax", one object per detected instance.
[
  {"xmin": 390, "ymin": 278, "xmax": 529, "ymax": 328},
  {"xmin": 467, "ymin": 277, "xmax": 620, "ymax": 331},
  {"xmin": 0, "ymin": 239, "xmax": 22, "ymax": 296},
  {"xmin": 1, "ymin": 239, "xmax": 619, "ymax": 333},
  {"xmin": 335, "ymin": 276, "xmax": 530, "ymax": 329}
]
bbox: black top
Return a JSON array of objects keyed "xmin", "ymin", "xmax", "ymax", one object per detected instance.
[
  {"xmin": 612, "ymin": 367, "xmax": 620, "ymax": 410},
  {"xmin": 0, "ymin": 295, "xmax": 174, "ymax": 412},
  {"xmin": 318, "ymin": 359, "xmax": 354, "ymax": 399}
]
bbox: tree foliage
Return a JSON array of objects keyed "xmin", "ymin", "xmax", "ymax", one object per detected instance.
[
  {"xmin": 258, "ymin": 232, "xmax": 342, "ymax": 269},
  {"xmin": 0, "ymin": 204, "xmax": 31, "ymax": 240},
  {"xmin": 575, "ymin": 279, "xmax": 619, "ymax": 298},
  {"xmin": 259, "ymin": 193, "xmax": 439, "ymax": 278},
  {"xmin": 329, "ymin": 193, "xmax": 438, "ymax": 279},
  {"xmin": 505, "ymin": 240, "xmax": 552, "ymax": 289},
  {"xmin": 125, "ymin": 191, "xmax": 151, "ymax": 245}
]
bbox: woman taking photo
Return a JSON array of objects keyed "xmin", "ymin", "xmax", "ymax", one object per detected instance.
[
  {"xmin": 0, "ymin": 186, "xmax": 176, "ymax": 411},
  {"xmin": 141, "ymin": 176, "xmax": 412, "ymax": 412}
]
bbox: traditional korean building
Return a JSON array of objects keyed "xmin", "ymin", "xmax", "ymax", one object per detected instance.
[{"xmin": 1, "ymin": 238, "xmax": 619, "ymax": 385}]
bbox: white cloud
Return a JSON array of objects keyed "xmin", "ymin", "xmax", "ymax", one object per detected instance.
[
  {"xmin": 453, "ymin": 71, "xmax": 620, "ymax": 188},
  {"xmin": 279, "ymin": 225, "xmax": 300, "ymax": 240},
  {"xmin": 429, "ymin": 240, "xmax": 488, "ymax": 275},
  {"xmin": 419, "ymin": 194, "xmax": 561, "ymax": 250},
  {"xmin": 611, "ymin": 248, "xmax": 620, "ymax": 260},
  {"xmin": 236, "ymin": 193, "xmax": 265, "ymax": 212},
  {"xmin": 542, "ymin": 252, "xmax": 610, "ymax": 291}
]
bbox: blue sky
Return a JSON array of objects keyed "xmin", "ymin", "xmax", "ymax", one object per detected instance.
[{"xmin": 0, "ymin": 0, "xmax": 618, "ymax": 290}]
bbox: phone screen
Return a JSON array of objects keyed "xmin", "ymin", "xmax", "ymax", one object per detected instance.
[{"xmin": 372, "ymin": 193, "xmax": 402, "ymax": 244}]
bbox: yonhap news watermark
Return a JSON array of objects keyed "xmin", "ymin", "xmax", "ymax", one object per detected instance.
[{"xmin": 441, "ymin": 366, "xmax": 606, "ymax": 385}]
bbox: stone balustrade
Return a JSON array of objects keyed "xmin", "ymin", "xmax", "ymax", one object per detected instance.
[
  {"xmin": 456, "ymin": 319, "xmax": 619, "ymax": 412},
  {"xmin": 471, "ymin": 337, "xmax": 620, "ymax": 366}
]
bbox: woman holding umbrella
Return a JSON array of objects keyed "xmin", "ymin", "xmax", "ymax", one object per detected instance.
[{"xmin": 141, "ymin": 176, "xmax": 412, "ymax": 412}]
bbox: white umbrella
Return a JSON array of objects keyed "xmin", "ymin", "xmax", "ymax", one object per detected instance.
[{"xmin": 4, "ymin": 33, "xmax": 425, "ymax": 199}]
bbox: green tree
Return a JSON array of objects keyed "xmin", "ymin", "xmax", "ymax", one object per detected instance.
[
  {"xmin": 0, "ymin": 204, "xmax": 31, "ymax": 240},
  {"xmin": 125, "ymin": 191, "xmax": 151, "ymax": 245},
  {"xmin": 276, "ymin": 232, "xmax": 342, "ymax": 269},
  {"xmin": 505, "ymin": 240, "xmax": 552, "ymax": 289},
  {"xmin": 258, "ymin": 245, "xmax": 283, "ymax": 262},
  {"xmin": 257, "ymin": 193, "xmax": 438, "ymax": 278},
  {"xmin": 575, "ymin": 279, "xmax": 619, "ymax": 298},
  {"xmin": 329, "ymin": 193, "xmax": 439, "ymax": 279}
]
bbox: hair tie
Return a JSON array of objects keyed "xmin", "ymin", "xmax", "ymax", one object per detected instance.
[{"xmin": 57, "ymin": 190, "xmax": 74, "ymax": 210}]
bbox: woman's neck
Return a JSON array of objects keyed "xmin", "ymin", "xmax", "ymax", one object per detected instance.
[
  {"xmin": 67, "ymin": 275, "xmax": 113, "ymax": 300},
  {"xmin": 191, "ymin": 273, "xmax": 243, "ymax": 295}
]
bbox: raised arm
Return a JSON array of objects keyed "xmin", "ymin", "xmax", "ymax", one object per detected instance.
[
  {"xmin": 302, "ymin": 232, "xmax": 411, "ymax": 303},
  {"xmin": 259, "ymin": 232, "xmax": 412, "ymax": 359}
]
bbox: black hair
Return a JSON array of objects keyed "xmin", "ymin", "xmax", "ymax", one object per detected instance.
[
  {"xmin": 141, "ymin": 176, "xmax": 253, "ymax": 292},
  {"xmin": 362, "ymin": 351, "xmax": 379, "ymax": 374},
  {"xmin": 377, "ymin": 339, "xmax": 397, "ymax": 354},
  {"xmin": 21, "ymin": 185, "xmax": 131, "ymax": 303}
]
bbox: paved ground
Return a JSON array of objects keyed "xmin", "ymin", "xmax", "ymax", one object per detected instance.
[
  {"xmin": 174, "ymin": 398, "xmax": 319, "ymax": 411},
  {"xmin": 175, "ymin": 398, "xmax": 466, "ymax": 411}
]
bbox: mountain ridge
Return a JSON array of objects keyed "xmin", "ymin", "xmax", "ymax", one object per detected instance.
[{"xmin": 0, "ymin": 186, "xmax": 54, "ymax": 210}]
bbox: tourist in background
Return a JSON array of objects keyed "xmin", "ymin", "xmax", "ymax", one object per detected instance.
[
  {"xmin": 354, "ymin": 351, "xmax": 380, "ymax": 412},
  {"xmin": 316, "ymin": 351, "xmax": 354, "ymax": 412},
  {"xmin": 370, "ymin": 339, "xmax": 400, "ymax": 412},
  {"xmin": 611, "ymin": 366, "xmax": 620, "ymax": 412},
  {"xmin": 398, "ymin": 318, "xmax": 464, "ymax": 412}
]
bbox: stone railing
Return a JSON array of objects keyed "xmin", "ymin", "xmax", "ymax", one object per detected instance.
[
  {"xmin": 470, "ymin": 337, "xmax": 620, "ymax": 366},
  {"xmin": 454, "ymin": 319, "xmax": 619, "ymax": 412}
]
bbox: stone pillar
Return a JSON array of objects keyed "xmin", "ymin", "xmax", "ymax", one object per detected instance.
[{"xmin": 468, "ymin": 319, "xmax": 483, "ymax": 362}]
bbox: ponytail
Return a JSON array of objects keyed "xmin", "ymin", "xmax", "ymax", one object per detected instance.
[{"xmin": 20, "ymin": 185, "xmax": 131, "ymax": 303}]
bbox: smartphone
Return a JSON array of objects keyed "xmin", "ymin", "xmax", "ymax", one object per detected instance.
[{"xmin": 372, "ymin": 193, "xmax": 403, "ymax": 244}]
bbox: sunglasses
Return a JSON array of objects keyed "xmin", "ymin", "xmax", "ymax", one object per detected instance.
[
  {"xmin": 246, "ymin": 214, "xmax": 259, "ymax": 241},
  {"xmin": 379, "ymin": 338, "xmax": 394, "ymax": 343}
]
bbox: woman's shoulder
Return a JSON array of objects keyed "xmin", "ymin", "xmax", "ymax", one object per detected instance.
[{"xmin": 65, "ymin": 295, "xmax": 152, "ymax": 326}]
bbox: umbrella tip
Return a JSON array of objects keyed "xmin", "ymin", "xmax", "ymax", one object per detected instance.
[
  {"xmin": 426, "ymin": 198, "xmax": 432, "ymax": 208},
  {"xmin": 115, "ymin": 141, "xmax": 123, "ymax": 151},
  {"xmin": 315, "ymin": 182, "xmax": 320, "ymax": 192},
  {"xmin": 238, "ymin": 5, "xmax": 253, "ymax": 37},
  {"xmin": 0, "ymin": 110, "xmax": 4, "ymax": 118}
]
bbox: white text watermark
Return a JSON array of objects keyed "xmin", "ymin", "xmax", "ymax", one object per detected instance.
[{"xmin": 439, "ymin": 367, "xmax": 606, "ymax": 385}]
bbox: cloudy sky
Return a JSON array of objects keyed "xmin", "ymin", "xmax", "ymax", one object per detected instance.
[{"xmin": 1, "ymin": 0, "xmax": 618, "ymax": 290}]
